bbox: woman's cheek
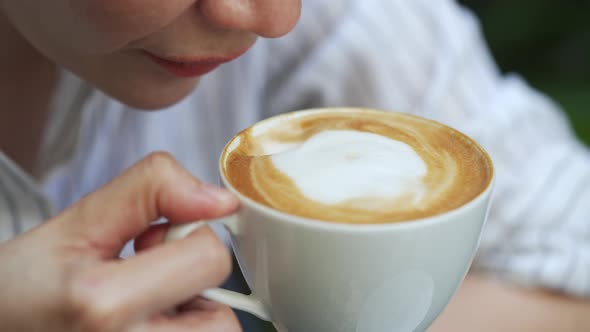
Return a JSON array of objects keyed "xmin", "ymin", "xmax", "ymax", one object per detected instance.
[{"xmin": 68, "ymin": 0, "xmax": 196, "ymax": 52}]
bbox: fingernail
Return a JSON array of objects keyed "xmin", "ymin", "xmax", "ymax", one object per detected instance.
[{"xmin": 203, "ymin": 184, "xmax": 237, "ymax": 206}]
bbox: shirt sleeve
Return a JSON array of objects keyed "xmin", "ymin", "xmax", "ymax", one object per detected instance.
[{"xmin": 264, "ymin": 0, "xmax": 590, "ymax": 297}]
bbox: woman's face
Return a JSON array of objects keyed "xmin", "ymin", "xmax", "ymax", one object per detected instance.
[{"xmin": 1, "ymin": 0, "xmax": 301, "ymax": 109}]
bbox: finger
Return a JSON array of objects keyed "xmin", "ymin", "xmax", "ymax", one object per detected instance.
[
  {"xmin": 70, "ymin": 226, "xmax": 233, "ymax": 328},
  {"xmin": 159, "ymin": 296, "xmax": 218, "ymax": 318},
  {"xmin": 134, "ymin": 223, "xmax": 169, "ymax": 252},
  {"xmin": 146, "ymin": 301, "xmax": 241, "ymax": 332},
  {"xmin": 57, "ymin": 152, "xmax": 238, "ymax": 257},
  {"xmin": 178, "ymin": 297, "xmax": 223, "ymax": 312}
]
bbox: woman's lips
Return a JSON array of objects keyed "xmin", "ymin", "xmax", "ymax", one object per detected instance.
[{"xmin": 145, "ymin": 49, "xmax": 247, "ymax": 78}]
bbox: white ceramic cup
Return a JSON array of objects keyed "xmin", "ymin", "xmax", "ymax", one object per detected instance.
[{"xmin": 166, "ymin": 109, "xmax": 495, "ymax": 332}]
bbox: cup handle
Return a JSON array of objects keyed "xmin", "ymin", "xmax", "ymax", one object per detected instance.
[{"xmin": 164, "ymin": 218, "xmax": 272, "ymax": 322}]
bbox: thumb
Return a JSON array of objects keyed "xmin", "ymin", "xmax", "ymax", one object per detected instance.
[{"xmin": 57, "ymin": 152, "xmax": 238, "ymax": 258}]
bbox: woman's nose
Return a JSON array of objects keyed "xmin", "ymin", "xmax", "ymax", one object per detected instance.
[{"xmin": 199, "ymin": 0, "xmax": 301, "ymax": 38}]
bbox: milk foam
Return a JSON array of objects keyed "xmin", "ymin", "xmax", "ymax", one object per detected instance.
[{"xmin": 270, "ymin": 130, "xmax": 427, "ymax": 206}]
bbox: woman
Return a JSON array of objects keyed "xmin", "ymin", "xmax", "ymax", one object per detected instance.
[{"xmin": 1, "ymin": 0, "xmax": 589, "ymax": 331}]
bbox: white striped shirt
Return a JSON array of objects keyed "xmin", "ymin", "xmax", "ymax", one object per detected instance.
[{"xmin": 1, "ymin": 0, "xmax": 589, "ymax": 299}]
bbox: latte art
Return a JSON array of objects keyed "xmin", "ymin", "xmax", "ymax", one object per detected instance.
[
  {"xmin": 270, "ymin": 130, "xmax": 428, "ymax": 205},
  {"xmin": 222, "ymin": 108, "xmax": 493, "ymax": 224}
]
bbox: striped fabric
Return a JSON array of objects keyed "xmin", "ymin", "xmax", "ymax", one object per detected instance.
[{"xmin": 1, "ymin": 0, "xmax": 589, "ymax": 306}]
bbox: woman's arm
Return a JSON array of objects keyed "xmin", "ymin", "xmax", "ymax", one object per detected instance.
[{"xmin": 430, "ymin": 275, "xmax": 590, "ymax": 331}]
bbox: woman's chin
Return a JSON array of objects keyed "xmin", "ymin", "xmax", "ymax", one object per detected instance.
[{"xmin": 102, "ymin": 76, "xmax": 201, "ymax": 111}]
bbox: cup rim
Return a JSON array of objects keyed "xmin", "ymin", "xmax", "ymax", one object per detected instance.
[{"xmin": 219, "ymin": 107, "xmax": 495, "ymax": 232}]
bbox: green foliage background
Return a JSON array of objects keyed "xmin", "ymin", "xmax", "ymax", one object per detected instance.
[{"xmin": 460, "ymin": 0, "xmax": 590, "ymax": 144}]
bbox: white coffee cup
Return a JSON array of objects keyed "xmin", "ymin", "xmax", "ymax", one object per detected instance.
[{"xmin": 166, "ymin": 111, "xmax": 495, "ymax": 332}]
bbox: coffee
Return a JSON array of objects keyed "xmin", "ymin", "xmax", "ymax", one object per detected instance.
[{"xmin": 221, "ymin": 108, "xmax": 493, "ymax": 224}]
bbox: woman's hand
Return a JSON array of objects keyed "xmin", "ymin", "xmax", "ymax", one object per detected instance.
[{"xmin": 0, "ymin": 152, "xmax": 241, "ymax": 332}]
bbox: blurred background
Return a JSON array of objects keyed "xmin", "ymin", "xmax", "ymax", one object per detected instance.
[{"xmin": 459, "ymin": 0, "xmax": 590, "ymax": 145}]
